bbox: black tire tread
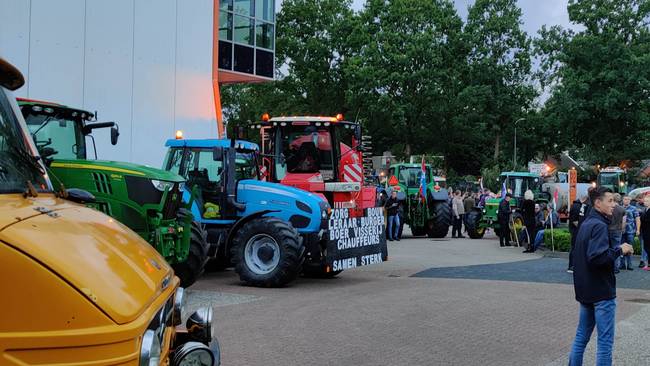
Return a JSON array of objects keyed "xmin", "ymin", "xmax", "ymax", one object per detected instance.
[
  {"xmin": 427, "ymin": 201, "xmax": 452, "ymax": 238},
  {"xmin": 465, "ymin": 209, "xmax": 485, "ymax": 239},
  {"xmin": 230, "ymin": 217, "xmax": 304, "ymax": 287},
  {"xmin": 172, "ymin": 221, "xmax": 209, "ymax": 288}
]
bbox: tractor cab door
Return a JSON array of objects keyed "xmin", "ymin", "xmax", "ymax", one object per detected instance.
[{"xmin": 23, "ymin": 109, "xmax": 87, "ymax": 162}]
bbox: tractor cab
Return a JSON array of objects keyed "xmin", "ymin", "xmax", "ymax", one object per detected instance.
[
  {"xmin": 164, "ymin": 138, "xmax": 260, "ymax": 220},
  {"xmin": 253, "ymin": 114, "xmax": 376, "ymax": 213},
  {"xmin": 18, "ymin": 99, "xmax": 119, "ymax": 164},
  {"xmin": 597, "ymin": 167, "xmax": 627, "ymax": 194},
  {"xmin": 498, "ymin": 172, "xmax": 545, "ymax": 203}
]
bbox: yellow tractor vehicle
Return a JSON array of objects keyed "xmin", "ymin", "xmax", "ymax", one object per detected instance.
[{"xmin": 0, "ymin": 59, "xmax": 219, "ymax": 365}]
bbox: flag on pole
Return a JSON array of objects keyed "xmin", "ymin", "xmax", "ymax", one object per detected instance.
[{"xmin": 418, "ymin": 155, "xmax": 427, "ymax": 201}]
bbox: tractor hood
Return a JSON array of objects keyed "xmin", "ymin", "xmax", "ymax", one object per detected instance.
[
  {"xmin": 0, "ymin": 194, "xmax": 174, "ymax": 325},
  {"xmin": 237, "ymin": 180, "xmax": 329, "ymax": 233},
  {"xmin": 50, "ymin": 159, "xmax": 184, "ymax": 182}
]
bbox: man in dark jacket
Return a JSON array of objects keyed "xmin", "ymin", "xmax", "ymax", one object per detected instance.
[
  {"xmin": 568, "ymin": 187, "xmax": 634, "ymax": 366},
  {"xmin": 384, "ymin": 190, "xmax": 401, "ymax": 241},
  {"xmin": 498, "ymin": 193, "xmax": 512, "ymax": 247}
]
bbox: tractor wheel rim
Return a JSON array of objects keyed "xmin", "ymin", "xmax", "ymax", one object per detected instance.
[{"xmin": 244, "ymin": 234, "xmax": 280, "ymax": 275}]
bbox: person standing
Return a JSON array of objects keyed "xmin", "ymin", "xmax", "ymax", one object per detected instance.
[
  {"xmin": 621, "ymin": 195, "xmax": 640, "ymax": 270},
  {"xmin": 452, "ymin": 190, "xmax": 466, "ymax": 238},
  {"xmin": 384, "ymin": 190, "xmax": 400, "ymax": 241},
  {"xmin": 608, "ymin": 193, "xmax": 626, "ymax": 274},
  {"xmin": 522, "ymin": 190, "xmax": 536, "ymax": 253},
  {"xmin": 463, "ymin": 191, "xmax": 475, "ymax": 233},
  {"xmin": 568, "ymin": 195, "xmax": 588, "ymax": 272},
  {"xmin": 498, "ymin": 193, "xmax": 512, "ymax": 247},
  {"xmin": 568, "ymin": 187, "xmax": 634, "ymax": 366},
  {"xmin": 639, "ymin": 197, "xmax": 649, "ymax": 268},
  {"xmin": 640, "ymin": 196, "xmax": 650, "ymax": 271}
]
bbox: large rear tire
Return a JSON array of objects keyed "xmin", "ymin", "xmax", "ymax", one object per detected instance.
[
  {"xmin": 465, "ymin": 210, "xmax": 486, "ymax": 239},
  {"xmin": 427, "ymin": 201, "xmax": 451, "ymax": 238},
  {"xmin": 231, "ymin": 217, "xmax": 304, "ymax": 287},
  {"xmin": 411, "ymin": 225, "xmax": 427, "ymax": 237},
  {"xmin": 172, "ymin": 221, "xmax": 209, "ymax": 288}
]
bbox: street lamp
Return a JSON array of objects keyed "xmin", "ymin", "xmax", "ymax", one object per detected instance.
[{"xmin": 513, "ymin": 118, "xmax": 526, "ymax": 169}]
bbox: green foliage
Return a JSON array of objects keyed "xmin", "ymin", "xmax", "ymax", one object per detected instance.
[
  {"xmin": 536, "ymin": 0, "xmax": 650, "ymax": 165},
  {"xmin": 543, "ymin": 228, "xmax": 642, "ymax": 254}
]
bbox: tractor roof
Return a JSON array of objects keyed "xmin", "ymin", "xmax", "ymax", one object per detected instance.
[
  {"xmin": 17, "ymin": 98, "xmax": 95, "ymax": 119},
  {"xmin": 600, "ymin": 167, "xmax": 624, "ymax": 173},
  {"xmin": 392, "ymin": 163, "xmax": 431, "ymax": 168},
  {"xmin": 500, "ymin": 171, "xmax": 539, "ymax": 178},
  {"xmin": 165, "ymin": 138, "xmax": 259, "ymax": 151},
  {"xmin": 259, "ymin": 116, "xmax": 358, "ymax": 126}
]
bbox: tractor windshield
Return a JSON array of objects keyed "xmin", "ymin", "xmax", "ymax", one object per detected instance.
[
  {"xmin": 0, "ymin": 88, "xmax": 49, "ymax": 193},
  {"xmin": 399, "ymin": 167, "xmax": 431, "ymax": 188},
  {"xmin": 165, "ymin": 147, "xmax": 259, "ymax": 184},
  {"xmin": 275, "ymin": 124, "xmax": 335, "ymax": 180},
  {"xmin": 598, "ymin": 172, "xmax": 622, "ymax": 188},
  {"xmin": 22, "ymin": 106, "xmax": 86, "ymax": 160},
  {"xmin": 505, "ymin": 175, "xmax": 541, "ymax": 198}
]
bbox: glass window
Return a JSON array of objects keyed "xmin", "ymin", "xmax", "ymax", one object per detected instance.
[
  {"xmin": 233, "ymin": 0, "xmax": 253, "ymax": 16},
  {"xmin": 234, "ymin": 44, "xmax": 254, "ymax": 73},
  {"xmin": 234, "ymin": 15, "xmax": 254, "ymax": 45},
  {"xmin": 255, "ymin": 49, "xmax": 273, "ymax": 77},
  {"xmin": 220, "ymin": 0, "xmax": 233, "ymax": 10},
  {"xmin": 255, "ymin": 21, "xmax": 274, "ymax": 50},
  {"xmin": 218, "ymin": 41, "xmax": 233, "ymax": 70},
  {"xmin": 255, "ymin": 0, "xmax": 274, "ymax": 22},
  {"xmin": 277, "ymin": 125, "xmax": 334, "ymax": 179},
  {"xmin": 25, "ymin": 114, "xmax": 84, "ymax": 160},
  {"xmin": 398, "ymin": 167, "xmax": 431, "ymax": 188},
  {"xmin": 219, "ymin": 11, "xmax": 232, "ymax": 41}
]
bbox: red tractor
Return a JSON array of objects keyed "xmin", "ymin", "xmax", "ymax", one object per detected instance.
[
  {"xmin": 254, "ymin": 114, "xmax": 376, "ymax": 215},
  {"xmin": 251, "ymin": 114, "xmax": 387, "ymax": 276}
]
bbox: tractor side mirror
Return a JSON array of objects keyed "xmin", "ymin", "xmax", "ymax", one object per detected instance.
[
  {"xmin": 213, "ymin": 147, "xmax": 224, "ymax": 161},
  {"xmin": 110, "ymin": 125, "xmax": 120, "ymax": 145}
]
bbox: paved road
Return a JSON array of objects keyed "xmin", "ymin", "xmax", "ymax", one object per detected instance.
[{"xmin": 187, "ymin": 231, "xmax": 650, "ymax": 366}]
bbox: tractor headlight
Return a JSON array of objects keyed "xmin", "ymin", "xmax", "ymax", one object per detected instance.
[
  {"xmin": 140, "ymin": 329, "xmax": 162, "ymax": 366},
  {"xmin": 172, "ymin": 341, "xmax": 220, "ymax": 366},
  {"xmin": 152, "ymin": 179, "xmax": 174, "ymax": 192}
]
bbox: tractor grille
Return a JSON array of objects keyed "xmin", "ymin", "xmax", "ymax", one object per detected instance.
[
  {"xmin": 91, "ymin": 172, "xmax": 113, "ymax": 194},
  {"xmin": 161, "ymin": 183, "xmax": 182, "ymax": 221}
]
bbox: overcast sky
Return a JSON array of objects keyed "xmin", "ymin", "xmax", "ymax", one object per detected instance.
[{"xmin": 277, "ymin": 0, "xmax": 579, "ymax": 36}]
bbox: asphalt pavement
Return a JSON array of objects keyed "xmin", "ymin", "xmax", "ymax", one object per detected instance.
[{"xmin": 186, "ymin": 230, "xmax": 650, "ymax": 366}]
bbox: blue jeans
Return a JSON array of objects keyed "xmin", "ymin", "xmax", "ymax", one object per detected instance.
[
  {"xmin": 533, "ymin": 229, "xmax": 545, "ymax": 250},
  {"xmin": 387, "ymin": 215, "xmax": 400, "ymax": 240},
  {"xmin": 609, "ymin": 231, "xmax": 622, "ymax": 270},
  {"xmin": 569, "ymin": 299, "xmax": 616, "ymax": 366}
]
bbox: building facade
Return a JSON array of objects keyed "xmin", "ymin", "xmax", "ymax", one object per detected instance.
[{"xmin": 0, "ymin": 0, "xmax": 275, "ymax": 166}]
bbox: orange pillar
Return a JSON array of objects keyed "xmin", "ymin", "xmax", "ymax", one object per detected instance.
[
  {"xmin": 212, "ymin": 0, "xmax": 225, "ymax": 138},
  {"xmin": 569, "ymin": 169, "xmax": 577, "ymax": 204}
]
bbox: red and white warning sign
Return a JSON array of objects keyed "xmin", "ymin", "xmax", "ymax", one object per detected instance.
[{"xmin": 343, "ymin": 163, "xmax": 363, "ymax": 182}]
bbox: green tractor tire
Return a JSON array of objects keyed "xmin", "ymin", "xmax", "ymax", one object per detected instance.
[
  {"xmin": 410, "ymin": 225, "xmax": 428, "ymax": 237},
  {"xmin": 231, "ymin": 217, "xmax": 304, "ymax": 287},
  {"xmin": 509, "ymin": 212, "xmax": 526, "ymax": 246},
  {"xmin": 464, "ymin": 210, "xmax": 485, "ymax": 239},
  {"xmin": 426, "ymin": 201, "xmax": 451, "ymax": 238},
  {"xmin": 171, "ymin": 221, "xmax": 209, "ymax": 288}
]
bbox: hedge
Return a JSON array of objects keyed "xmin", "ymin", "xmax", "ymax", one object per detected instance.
[{"xmin": 543, "ymin": 228, "xmax": 642, "ymax": 253}]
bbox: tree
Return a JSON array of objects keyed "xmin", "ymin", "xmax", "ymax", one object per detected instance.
[
  {"xmin": 539, "ymin": 0, "xmax": 650, "ymax": 165},
  {"xmin": 462, "ymin": 0, "xmax": 535, "ymax": 164},
  {"xmin": 347, "ymin": 0, "xmax": 466, "ymax": 160}
]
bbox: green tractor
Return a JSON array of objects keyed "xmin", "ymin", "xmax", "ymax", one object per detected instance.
[
  {"xmin": 597, "ymin": 167, "xmax": 628, "ymax": 194},
  {"xmin": 388, "ymin": 163, "xmax": 451, "ymax": 238},
  {"xmin": 18, "ymin": 98, "xmax": 208, "ymax": 287},
  {"xmin": 464, "ymin": 172, "xmax": 550, "ymax": 241}
]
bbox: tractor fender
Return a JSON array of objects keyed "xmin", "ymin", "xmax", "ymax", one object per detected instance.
[
  {"xmin": 428, "ymin": 190, "xmax": 448, "ymax": 202},
  {"xmin": 224, "ymin": 210, "xmax": 279, "ymax": 253}
]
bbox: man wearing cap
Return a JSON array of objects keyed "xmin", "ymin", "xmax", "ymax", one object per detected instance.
[{"xmin": 498, "ymin": 193, "xmax": 513, "ymax": 247}]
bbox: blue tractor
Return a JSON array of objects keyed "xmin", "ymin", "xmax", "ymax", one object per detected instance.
[{"xmin": 163, "ymin": 138, "xmax": 331, "ymax": 287}]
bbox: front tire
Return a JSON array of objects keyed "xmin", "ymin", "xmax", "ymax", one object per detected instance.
[
  {"xmin": 411, "ymin": 225, "xmax": 427, "ymax": 236},
  {"xmin": 465, "ymin": 210, "xmax": 485, "ymax": 239},
  {"xmin": 231, "ymin": 217, "xmax": 304, "ymax": 287},
  {"xmin": 427, "ymin": 201, "xmax": 451, "ymax": 238},
  {"xmin": 172, "ymin": 221, "xmax": 209, "ymax": 288}
]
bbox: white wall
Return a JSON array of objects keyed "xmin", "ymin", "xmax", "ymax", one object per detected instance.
[{"xmin": 0, "ymin": 0, "xmax": 217, "ymax": 167}]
